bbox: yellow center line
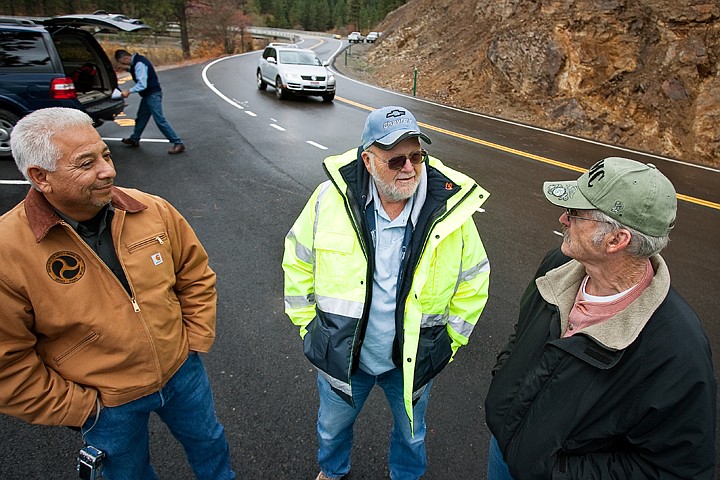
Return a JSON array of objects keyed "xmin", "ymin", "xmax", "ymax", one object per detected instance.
[{"xmin": 335, "ymin": 96, "xmax": 719, "ymax": 211}]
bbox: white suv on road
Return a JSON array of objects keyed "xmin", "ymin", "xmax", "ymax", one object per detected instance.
[{"xmin": 257, "ymin": 45, "xmax": 336, "ymax": 102}]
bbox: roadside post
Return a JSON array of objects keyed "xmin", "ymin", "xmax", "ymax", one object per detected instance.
[{"xmin": 413, "ymin": 67, "xmax": 418, "ymax": 96}]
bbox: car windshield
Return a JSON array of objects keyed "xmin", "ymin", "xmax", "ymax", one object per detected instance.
[{"xmin": 279, "ymin": 51, "xmax": 321, "ymax": 66}]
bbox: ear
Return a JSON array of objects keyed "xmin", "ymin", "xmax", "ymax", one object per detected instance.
[
  {"xmin": 606, "ymin": 228, "xmax": 632, "ymax": 253},
  {"xmin": 27, "ymin": 166, "xmax": 52, "ymax": 193},
  {"xmin": 361, "ymin": 151, "xmax": 373, "ymax": 174}
]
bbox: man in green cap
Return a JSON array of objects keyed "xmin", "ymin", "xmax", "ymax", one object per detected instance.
[{"xmin": 484, "ymin": 157, "xmax": 716, "ymax": 479}]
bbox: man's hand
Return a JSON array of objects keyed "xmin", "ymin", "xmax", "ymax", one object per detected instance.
[{"xmin": 121, "ymin": 90, "xmax": 130, "ymax": 98}]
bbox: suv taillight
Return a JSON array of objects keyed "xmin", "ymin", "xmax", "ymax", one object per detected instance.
[{"xmin": 50, "ymin": 77, "xmax": 77, "ymax": 99}]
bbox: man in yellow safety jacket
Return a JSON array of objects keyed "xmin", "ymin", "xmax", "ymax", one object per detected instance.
[{"xmin": 283, "ymin": 106, "xmax": 491, "ymax": 480}]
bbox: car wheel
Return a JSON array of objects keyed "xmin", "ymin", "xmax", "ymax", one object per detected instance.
[
  {"xmin": 257, "ymin": 70, "xmax": 267, "ymax": 90},
  {"xmin": 275, "ymin": 77, "xmax": 286, "ymax": 100},
  {"xmin": 322, "ymin": 92, "xmax": 335, "ymax": 103},
  {"xmin": 0, "ymin": 108, "xmax": 20, "ymax": 159}
]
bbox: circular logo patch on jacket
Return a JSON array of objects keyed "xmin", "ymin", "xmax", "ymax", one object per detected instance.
[{"xmin": 46, "ymin": 251, "xmax": 86, "ymax": 284}]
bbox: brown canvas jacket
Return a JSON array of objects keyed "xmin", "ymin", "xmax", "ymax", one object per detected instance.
[{"xmin": 0, "ymin": 187, "xmax": 216, "ymax": 427}]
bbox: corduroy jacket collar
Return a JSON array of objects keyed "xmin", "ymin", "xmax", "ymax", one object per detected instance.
[{"xmin": 23, "ymin": 187, "xmax": 147, "ymax": 242}]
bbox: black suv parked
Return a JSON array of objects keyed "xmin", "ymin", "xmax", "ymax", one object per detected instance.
[{"xmin": 0, "ymin": 13, "xmax": 150, "ymax": 158}]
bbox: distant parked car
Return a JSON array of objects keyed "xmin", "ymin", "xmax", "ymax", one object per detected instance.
[
  {"xmin": 348, "ymin": 31, "xmax": 364, "ymax": 43},
  {"xmin": 257, "ymin": 45, "xmax": 336, "ymax": 102},
  {"xmin": 365, "ymin": 32, "xmax": 379, "ymax": 43},
  {"xmin": 0, "ymin": 13, "xmax": 150, "ymax": 158}
]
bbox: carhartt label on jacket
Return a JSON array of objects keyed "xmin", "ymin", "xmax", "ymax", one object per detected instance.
[{"xmin": 151, "ymin": 253, "xmax": 163, "ymax": 266}]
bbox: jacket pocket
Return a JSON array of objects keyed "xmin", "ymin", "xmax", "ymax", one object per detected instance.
[
  {"xmin": 413, "ymin": 325, "xmax": 452, "ymax": 390},
  {"xmin": 126, "ymin": 233, "xmax": 169, "ymax": 253},
  {"xmin": 54, "ymin": 331, "xmax": 100, "ymax": 366},
  {"xmin": 314, "ymin": 231, "xmax": 362, "ymax": 286},
  {"xmin": 303, "ymin": 317, "xmax": 331, "ymax": 372}
]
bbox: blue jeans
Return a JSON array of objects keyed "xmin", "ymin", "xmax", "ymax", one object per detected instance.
[
  {"xmin": 131, "ymin": 91, "xmax": 183, "ymax": 145},
  {"xmin": 317, "ymin": 368, "xmax": 431, "ymax": 480},
  {"xmin": 487, "ymin": 435, "xmax": 515, "ymax": 480},
  {"xmin": 81, "ymin": 353, "xmax": 234, "ymax": 479}
]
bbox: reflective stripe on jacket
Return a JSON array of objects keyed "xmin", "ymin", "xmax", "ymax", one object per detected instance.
[{"xmin": 283, "ymin": 147, "xmax": 490, "ymax": 428}]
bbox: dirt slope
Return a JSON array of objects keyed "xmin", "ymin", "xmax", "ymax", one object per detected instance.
[{"xmin": 356, "ymin": 0, "xmax": 720, "ymax": 167}]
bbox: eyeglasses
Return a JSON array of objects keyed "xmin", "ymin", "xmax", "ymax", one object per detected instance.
[
  {"xmin": 565, "ymin": 208, "xmax": 612, "ymax": 224},
  {"xmin": 369, "ymin": 149, "xmax": 428, "ymax": 170}
]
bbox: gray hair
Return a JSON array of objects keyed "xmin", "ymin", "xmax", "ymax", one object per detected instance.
[
  {"xmin": 589, "ymin": 209, "xmax": 670, "ymax": 258},
  {"xmin": 11, "ymin": 108, "xmax": 93, "ymax": 188}
]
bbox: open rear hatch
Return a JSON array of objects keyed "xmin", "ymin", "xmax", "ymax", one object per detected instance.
[
  {"xmin": 43, "ymin": 12, "xmax": 152, "ymax": 33},
  {"xmin": 44, "ymin": 13, "xmax": 152, "ymax": 122}
]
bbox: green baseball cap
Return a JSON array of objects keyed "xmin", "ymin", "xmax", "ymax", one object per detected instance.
[{"xmin": 543, "ymin": 157, "xmax": 677, "ymax": 237}]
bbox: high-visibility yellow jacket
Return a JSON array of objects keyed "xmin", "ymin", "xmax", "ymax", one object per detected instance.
[{"xmin": 283, "ymin": 147, "xmax": 490, "ymax": 428}]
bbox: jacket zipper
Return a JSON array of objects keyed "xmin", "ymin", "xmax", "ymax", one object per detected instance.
[
  {"xmin": 397, "ymin": 183, "xmax": 479, "ymax": 330},
  {"xmin": 324, "ymin": 165, "xmax": 372, "ymax": 404},
  {"xmin": 109, "ymin": 215, "xmax": 164, "ymax": 380}
]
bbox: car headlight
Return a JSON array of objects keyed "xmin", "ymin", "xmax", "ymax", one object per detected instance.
[
  {"xmin": 328, "ymin": 74, "xmax": 336, "ymax": 85},
  {"xmin": 286, "ymin": 72, "xmax": 301, "ymax": 82}
]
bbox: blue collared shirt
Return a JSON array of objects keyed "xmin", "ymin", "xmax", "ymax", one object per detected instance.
[
  {"xmin": 359, "ymin": 181, "xmax": 414, "ymax": 375},
  {"xmin": 129, "ymin": 53, "xmax": 148, "ymax": 94}
]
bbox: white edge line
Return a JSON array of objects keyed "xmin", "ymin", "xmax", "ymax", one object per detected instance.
[
  {"xmin": 102, "ymin": 137, "xmax": 169, "ymax": 143},
  {"xmin": 307, "ymin": 141, "xmax": 328, "ymax": 150},
  {"xmin": 202, "ymin": 53, "xmax": 259, "ymax": 110},
  {"xmin": 0, "ymin": 180, "xmax": 30, "ymax": 185},
  {"xmin": 328, "ymin": 66, "xmax": 719, "ymax": 174}
]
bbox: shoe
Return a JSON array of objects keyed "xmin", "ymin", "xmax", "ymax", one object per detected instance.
[
  {"xmin": 315, "ymin": 472, "xmax": 341, "ymax": 480},
  {"xmin": 168, "ymin": 143, "xmax": 186, "ymax": 154},
  {"xmin": 121, "ymin": 138, "xmax": 139, "ymax": 147}
]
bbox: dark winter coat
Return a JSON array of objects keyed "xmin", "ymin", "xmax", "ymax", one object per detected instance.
[{"xmin": 485, "ymin": 248, "xmax": 716, "ymax": 479}]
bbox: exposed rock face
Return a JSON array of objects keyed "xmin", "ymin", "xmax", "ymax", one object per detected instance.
[{"xmin": 366, "ymin": 0, "xmax": 719, "ymax": 167}]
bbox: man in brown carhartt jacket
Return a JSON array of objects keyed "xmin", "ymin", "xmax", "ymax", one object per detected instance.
[{"xmin": 0, "ymin": 107, "xmax": 234, "ymax": 479}]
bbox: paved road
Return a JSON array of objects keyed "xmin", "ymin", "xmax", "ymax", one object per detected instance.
[{"xmin": 0, "ymin": 35, "xmax": 718, "ymax": 479}]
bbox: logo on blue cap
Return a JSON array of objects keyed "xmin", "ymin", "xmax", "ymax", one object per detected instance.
[{"xmin": 361, "ymin": 106, "xmax": 431, "ymax": 150}]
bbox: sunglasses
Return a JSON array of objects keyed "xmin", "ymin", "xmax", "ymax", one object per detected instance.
[
  {"xmin": 370, "ymin": 149, "xmax": 428, "ymax": 170},
  {"xmin": 565, "ymin": 208, "xmax": 612, "ymax": 224}
]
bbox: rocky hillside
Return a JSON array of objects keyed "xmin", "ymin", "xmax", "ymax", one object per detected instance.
[{"xmin": 363, "ymin": 0, "xmax": 719, "ymax": 167}]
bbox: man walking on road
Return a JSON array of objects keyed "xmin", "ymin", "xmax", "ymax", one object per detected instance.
[
  {"xmin": 283, "ymin": 106, "xmax": 491, "ymax": 480},
  {"xmin": 0, "ymin": 107, "xmax": 233, "ymax": 479},
  {"xmin": 114, "ymin": 49, "xmax": 186, "ymax": 154},
  {"xmin": 485, "ymin": 157, "xmax": 716, "ymax": 479}
]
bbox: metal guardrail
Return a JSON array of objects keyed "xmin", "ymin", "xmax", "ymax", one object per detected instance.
[{"xmin": 246, "ymin": 26, "xmax": 336, "ymax": 42}]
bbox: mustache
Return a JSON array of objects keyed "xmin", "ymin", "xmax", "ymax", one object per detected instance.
[{"xmin": 562, "ymin": 226, "xmax": 570, "ymax": 244}]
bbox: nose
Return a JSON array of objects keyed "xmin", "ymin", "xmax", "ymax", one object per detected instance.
[
  {"xmin": 400, "ymin": 157, "xmax": 415, "ymax": 172},
  {"xmin": 98, "ymin": 157, "xmax": 116, "ymax": 179},
  {"xmin": 560, "ymin": 211, "xmax": 571, "ymax": 227}
]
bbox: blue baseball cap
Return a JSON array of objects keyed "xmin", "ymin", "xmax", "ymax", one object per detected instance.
[{"xmin": 361, "ymin": 106, "xmax": 431, "ymax": 150}]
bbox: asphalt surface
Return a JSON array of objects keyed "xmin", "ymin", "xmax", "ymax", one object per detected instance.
[{"xmin": 0, "ymin": 34, "xmax": 718, "ymax": 479}]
